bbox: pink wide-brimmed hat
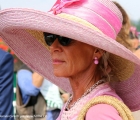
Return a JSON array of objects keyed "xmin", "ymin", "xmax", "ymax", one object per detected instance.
[{"xmin": 0, "ymin": 0, "xmax": 140, "ymax": 111}]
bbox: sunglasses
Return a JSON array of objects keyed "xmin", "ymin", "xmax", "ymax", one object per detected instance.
[{"xmin": 43, "ymin": 32, "xmax": 72, "ymax": 46}]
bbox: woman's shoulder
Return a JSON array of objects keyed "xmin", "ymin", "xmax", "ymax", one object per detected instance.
[{"xmin": 86, "ymin": 103, "xmax": 122, "ymax": 120}]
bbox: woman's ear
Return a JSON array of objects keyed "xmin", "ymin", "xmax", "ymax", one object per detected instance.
[{"xmin": 93, "ymin": 49, "xmax": 104, "ymax": 59}]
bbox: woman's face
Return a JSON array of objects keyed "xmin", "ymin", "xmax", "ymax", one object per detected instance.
[{"xmin": 49, "ymin": 38, "xmax": 96, "ymax": 77}]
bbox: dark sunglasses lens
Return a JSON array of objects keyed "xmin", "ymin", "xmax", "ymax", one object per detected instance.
[
  {"xmin": 59, "ymin": 37, "xmax": 72, "ymax": 46},
  {"xmin": 44, "ymin": 32, "xmax": 56, "ymax": 46}
]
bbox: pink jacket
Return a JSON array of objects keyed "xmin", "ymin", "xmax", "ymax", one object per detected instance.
[{"xmin": 57, "ymin": 83, "xmax": 122, "ymax": 120}]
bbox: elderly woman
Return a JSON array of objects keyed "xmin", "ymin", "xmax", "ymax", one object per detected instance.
[{"xmin": 0, "ymin": 0, "xmax": 140, "ymax": 119}]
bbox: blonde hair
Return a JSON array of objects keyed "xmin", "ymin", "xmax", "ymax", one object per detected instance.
[
  {"xmin": 113, "ymin": 1, "xmax": 133, "ymax": 51},
  {"xmin": 96, "ymin": 50, "xmax": 113, "ymax": 82}
]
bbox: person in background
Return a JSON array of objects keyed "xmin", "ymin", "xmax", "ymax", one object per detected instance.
[
  {"xmin": 16, "ymin": 64, "xmax": 63, "ymax": 120},
  {"xmin": 113, "ymin": 2, "xmax": 140, "ymax": 120},
  {"xmin": 0, "ymin": 37, "xmax": 24, "ymax": 115},
  {"xmin": 113, "ymin": 1, "xmax": 133, "ymax": 51},
  {"xmin": 16, "ymin": 65, "xmax": 47, "ymax": 120},
  {"xmin": 113, "ymin": 1, "xmax": 140, "ymax": 59},
  {"xmin": 40, "ymin": 79, "xmax": 63, "ymax": 120},
  {"xmin": 114, "ymin": 2, "xmax": 140, "ymax": 52},
  {"xmin": 0, "ymin": 49, "xmax": 14, "ymax": 120}
]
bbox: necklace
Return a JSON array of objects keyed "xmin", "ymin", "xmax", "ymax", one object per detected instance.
[{"xmin": 65, "ymin": 79, "xmax": 106, "ymax": 111}]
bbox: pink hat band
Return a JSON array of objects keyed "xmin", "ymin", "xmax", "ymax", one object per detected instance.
[{"xmin": 51, "ymin": 0, "xmax": 122, "ymax": 39}]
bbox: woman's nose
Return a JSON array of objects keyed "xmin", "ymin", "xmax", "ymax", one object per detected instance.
[{"xmin": 49, "ymin": 39, "xmax": 62, "ymax": 53}]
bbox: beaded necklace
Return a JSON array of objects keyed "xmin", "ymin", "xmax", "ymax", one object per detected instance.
[{"xmin": 65, "ymin": 79, "xmax": 106, "ymax": 110}]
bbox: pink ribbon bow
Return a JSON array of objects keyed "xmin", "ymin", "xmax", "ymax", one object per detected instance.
[{"xmin": 52, "ymin": 0, "xmax": 80, "ymax": 14}]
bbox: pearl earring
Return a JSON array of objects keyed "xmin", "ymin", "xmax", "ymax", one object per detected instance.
[{"xmin": 94, "ymin": 57, "xmax": 99, "ymax": 64}]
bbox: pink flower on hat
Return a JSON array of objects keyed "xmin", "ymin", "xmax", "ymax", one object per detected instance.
[{"xmin": 52, "ymin": 0, "xmax": 80, "ymax": 14}]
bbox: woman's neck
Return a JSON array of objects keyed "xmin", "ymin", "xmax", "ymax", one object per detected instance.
[
  {"xmin": 68, "ymin": 65, "xmax": 101, "ymax": 103},
  {"xmin": 65, "ymin": 79, "xmax": 105, "ymax": 111}
]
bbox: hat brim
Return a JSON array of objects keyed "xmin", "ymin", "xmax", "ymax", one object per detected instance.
[{"xmin": 0, "ymin": 8, "xmax": 140, "ymax": 111}]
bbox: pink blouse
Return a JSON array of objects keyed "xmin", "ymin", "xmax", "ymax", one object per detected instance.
[{"xmin": 57, "ymin": 83, "xmax": 123, "ymax": 120}]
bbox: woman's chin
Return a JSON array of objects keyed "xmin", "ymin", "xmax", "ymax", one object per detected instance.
[{"xmin": 54, "ymin": 71, "xmax": 69, "ymax": 77}]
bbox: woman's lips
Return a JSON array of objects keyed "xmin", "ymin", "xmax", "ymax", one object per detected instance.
[{"xmin": 53, "ymin": 59, "xmax": 65, "ymax": 64}]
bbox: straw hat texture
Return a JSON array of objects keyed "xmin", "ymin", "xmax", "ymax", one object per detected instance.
[{"xmin": 0, "ymin": 0, "xmax": 140, "ymax": 111}]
